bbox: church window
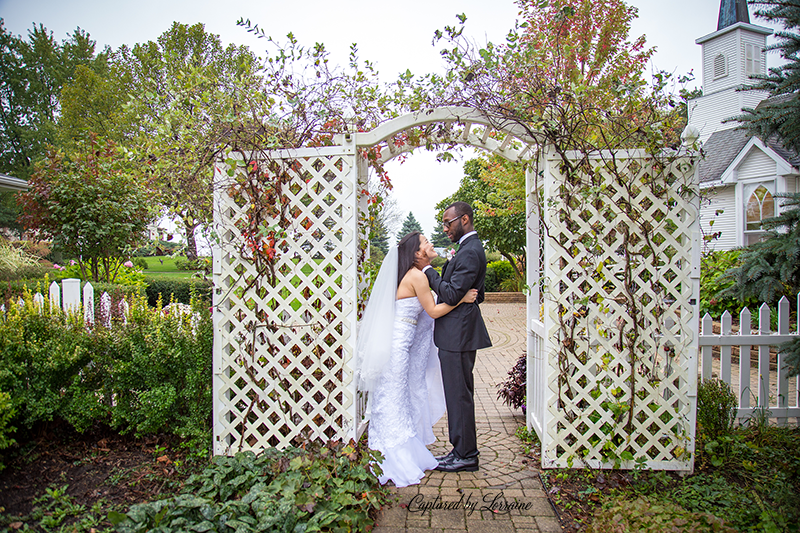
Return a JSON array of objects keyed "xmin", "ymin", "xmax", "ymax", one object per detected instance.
[
  {"xmin": 746, "ymin": 43, "xmax": 762, "ymax": 76},
  {"xmin": 745, "ymin": 185, "xmax": 774, "ymax": 231}
]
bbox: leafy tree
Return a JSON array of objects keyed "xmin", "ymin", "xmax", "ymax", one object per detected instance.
[
  {"xmin": 117, "ymin": 22, "xmax": 264, "ymax": 261},
  {"xmin": 736, "ymin": 0, "xmax": 800, "ymax": 152},
  {"xmin": 18, "ymin": 136, "xmax": 152, "ymax": 282},
  {"xmin": 399, "ymin": 212, "xmax": 423, "ymax": 238},
  {"xmin": 57, "ymin": 63, "xmax": 132, "ymax": 148},
  {"xmin": 0, "ymin": 21, "xmax": 109, "ymax": 181},
  {"xmin": 436, "ymin": 159, "xmax": 526, "ymax": 278}
]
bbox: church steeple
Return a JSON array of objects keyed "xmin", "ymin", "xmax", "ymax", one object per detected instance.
[{"xmin": 717, "ymin": 0, "xmax": 750, "ymax": 30}]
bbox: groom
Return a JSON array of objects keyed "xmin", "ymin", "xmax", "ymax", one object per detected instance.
[{"xmin": 416, "ymin": 201, "xmax": 492, "ymax": 472}]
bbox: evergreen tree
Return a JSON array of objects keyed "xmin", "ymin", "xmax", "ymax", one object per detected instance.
[
  {"xmin": 725, "ymin": 193, "xmax": 800, "ymax": 375},
  {"xmin": 728, "ymin": 2, "xmax": 800, "ymax": 376},
  {"xmin": 369, "ymin": 217, "xmax": 389, "ymax": 256},
  {"xmin": 399, "ymin": 212, "xmax": 423, "ymax": 238},
  {"xmin": 430, "ymin": 227, "xmax": 451, "ymax": 248},
  {"xmin": 736, "ymin": 0, "xmax": 800, "ymax": 152}
]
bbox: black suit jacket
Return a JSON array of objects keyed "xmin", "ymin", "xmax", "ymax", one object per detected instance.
[{"xmin": 425, "ymin": 233, "xmax": 492, "ymax": 352}]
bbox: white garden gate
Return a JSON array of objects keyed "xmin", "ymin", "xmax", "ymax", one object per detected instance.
[{"xmin": 211, "ymin": 107, "xmax": 701, "ymax": 471}]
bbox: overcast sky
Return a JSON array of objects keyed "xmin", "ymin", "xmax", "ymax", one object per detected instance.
[{"xmin": 0, "ymin": 0, "xmax": 785, "ymax": 241}]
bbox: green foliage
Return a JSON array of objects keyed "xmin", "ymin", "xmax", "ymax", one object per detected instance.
[
  {"xmin": 436, "ymin": 159, "xmax": 526, "ymax": 280},
  {"xmin": 696, "ymin": 379, "xmax": 738, "ymax": 441},
  {"xmin": 174, "ymin": 256, "xmax": 211, "ymax": 272},
  {"xmin": 132, "ymin": 241, "xmax": 181, "ymax": 257},
  {"xmin": 110, "ymin": 443, "xmax": 391, "ymax": 533},
  {"xmin": 19, "ymin": 136, "xmax": 153, "ymax": 283},
  {"xmin": 735, "ymin": 0, "xmax": 800, "ymax": 153},
  {"xmin": 486, "ymin": 260, "xmax": 515, "ymax": 292},
  {"xmin": 624, "ymin": 426, "xmax": 800, "ymax": 532},
  {"xmin": 0, "ymin": 21, "xmax": 110, "ymax": 181},
  {"xmin": 0, "ymin": 191, "xmax": 23, "ymax": 239},
  {"xmin": 399, "ymin": 211, "xmax": 423, "ymax": 237},
  {"xmin": 145, "ymin": 278, "xmax": 212, "ymax": 307},
  {"xmin": 0, "ymin": 292, "xmax": 212, "ymax": 444},
  {"xmin": 0, "ymin": 390, "xmax": 17, "ymax": 455},
  {"xmin": 699, "ymin": 249, "xmax": 755, "ymax": 316},
  {"xmin": 589, "ymin": 496, "xmax": 737, "ymax": 533},
  {"xmin": 58, "ymin": 259, "xmax": 147, "ymax": 289},
  {"xmin": 131, "ymin": 257, "xmax": 148, "ymax": 270},
  {"xmin": 118, "ymin": 22, "xmax": 265, "ymax": 261}
]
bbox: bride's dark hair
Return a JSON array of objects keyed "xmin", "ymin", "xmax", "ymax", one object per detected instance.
[{"xmin": 396, "ymin": 231, "xmax": 421, "ymax": 286}]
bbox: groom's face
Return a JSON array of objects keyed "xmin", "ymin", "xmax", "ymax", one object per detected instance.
[{"xmin": 442, "ymin": 207, "xmax": 465, "ymax": 242}]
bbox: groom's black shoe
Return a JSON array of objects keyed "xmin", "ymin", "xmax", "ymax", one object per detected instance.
[
  {"xmin": 435, "ymin": 454, "xmax": 479, "ymax": 472},
  {"xmin": 435, "ymin": 450, "xmax": 456, "ymax": 462}
]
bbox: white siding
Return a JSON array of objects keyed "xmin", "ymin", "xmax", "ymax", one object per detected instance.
[
  {"xmin": 786, "ymin": 176, "xmax": 798, "ymax": 194},
  {"xmin": 688, "ymin": 87, "xmax": 770, "ymax": 143},
  {"xmin": 702, "ymin": 31, "xmax": 738, "ymax": 94},
  {"xmin": 688, "ymin": 89, "xmax": 740, "ymax": 142},
  {"xmin": 700, "ymin": 186, "xmax": 738, "ymax": 251},
  {"xmin": 737, "ymin": 147, "xmax": 776, "ymax": 179}
]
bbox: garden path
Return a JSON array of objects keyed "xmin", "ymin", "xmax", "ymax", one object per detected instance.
[{"xmin": 374, "ymin": 302, "xmax": 561, "ymax": 533}]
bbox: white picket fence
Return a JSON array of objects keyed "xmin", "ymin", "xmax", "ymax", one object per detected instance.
[
  {"xmin": 699, "ymin": 294, "xmax": 800, "ymax": 426},
  {"xmin": 3, "ymin": 278, "xmax": 129, "ymax": 328}
]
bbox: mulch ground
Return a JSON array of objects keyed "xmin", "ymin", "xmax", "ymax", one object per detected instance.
[{"xmin": 0, "ymin": 424, "xmax": 193, "ymax": 528}]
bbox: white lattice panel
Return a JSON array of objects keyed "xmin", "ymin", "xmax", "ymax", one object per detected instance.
[
  {"xmin": 540, "ymin": 150, "xmax": 700, "ymax": 470},
  {"xmin": 212, "ymin": 145, "xmax": 359, "ymax": 454}
]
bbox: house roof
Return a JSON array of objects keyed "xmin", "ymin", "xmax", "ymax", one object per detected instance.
[
  {"xmin": 699, "ymin": 128, "xmax": 800, "ymax": 184},
  {"xmin": 0, "ymin": 173, "xmax": 28, "ymax": 192}
]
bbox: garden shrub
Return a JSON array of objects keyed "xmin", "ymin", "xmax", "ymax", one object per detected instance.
[
  {"xmin": 696, "ymin": 378, "xmax": 737, "ymax": 440},
  {"xmin": 110, "ymin": 442, "xmax": 391, "ymax": 533},
  {"xmin": 485, "ymin": 264, "xmax": 499, "ymax": 292},
  {"xmin": 0, "ymin": 391, "xmax": 16, "ymax": 451},
  {"xmin": 0, "ymin": 277, "xmax": 143, "ymax": 311},
  {"xmin": 700, "ymin": 249, "xmax": 756, "ymax": 317},
  {"xmin": 497, "ymin": 353, "xmax": 526, "ymax": 413},
  {"xmin": 131, "ymin": 257, "xmax": 148, "ymax": 270},
  {"xmin": 487, "ymin": 260, "xmax": 515, "ymax": 292},
  {"xmin": 589, "ymin": 496, "xmax": 737, "ymax": 533},
  {"xmin": 0, "ymin": 292, "xmax": 212, "ymax": 444},
  {"xmin": 174, "ymin": 256, "xmax": 211, "ymax": 271},
  {"xmin": 145, "ymin": 278, "xmax": 212, "ymax": 307}
]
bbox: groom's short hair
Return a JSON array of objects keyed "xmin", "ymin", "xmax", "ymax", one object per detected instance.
[{"xmin": 446, "ymin": 201, "xmax": 473, "ymax": 224}]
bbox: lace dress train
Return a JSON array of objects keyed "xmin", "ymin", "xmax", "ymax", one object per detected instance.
[{"xmin": 367, "ymin": 297, "xmax": 446, "ymax": 487}]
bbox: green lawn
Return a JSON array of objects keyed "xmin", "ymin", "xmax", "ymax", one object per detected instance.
[
  {"xmin": 140, "ymin": 256, "xmax": 202, "ymax": 282},
  {"xmin": 138, "ymin": 256, "xmax": 184, "ymax": 272}
]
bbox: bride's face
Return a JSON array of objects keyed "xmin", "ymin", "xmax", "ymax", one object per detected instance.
[{"xmin": 417, "ymin": 235, "xmax": 438, "ymax": 260}]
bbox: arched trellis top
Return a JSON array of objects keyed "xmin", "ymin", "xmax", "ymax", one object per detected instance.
[{"xmin": 335, "ymin": 106, "xmax": 544, "ymax": 164}]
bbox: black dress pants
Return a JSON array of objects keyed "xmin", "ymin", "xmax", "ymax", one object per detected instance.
[{"xmin": 438, "ymin": 348, "xmax": 478, "ymax": 459}]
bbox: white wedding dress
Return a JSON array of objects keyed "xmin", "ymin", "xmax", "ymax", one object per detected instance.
[{"xmin": 367, "ymin": 297, "xmax": 446, "ymax": 487}]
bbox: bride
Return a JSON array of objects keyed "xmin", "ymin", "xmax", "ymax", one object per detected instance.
[{"xmin": 356, "ymin": 231, "xmax": 477, "ymax": 487}]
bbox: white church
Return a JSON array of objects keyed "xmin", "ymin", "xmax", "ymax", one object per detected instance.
[{"xmin": 691, "ymin": 0, "xmax": 800, "ymax": 251}]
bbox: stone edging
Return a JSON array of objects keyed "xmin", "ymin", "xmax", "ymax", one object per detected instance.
[{"xmin": 483, "ymin": 292, "xmax": 526, "ymax": 303}]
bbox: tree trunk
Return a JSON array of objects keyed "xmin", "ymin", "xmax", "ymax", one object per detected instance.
[{"xmin": 185, "ymin": 222, "xmax": 199, "ymax": 261}]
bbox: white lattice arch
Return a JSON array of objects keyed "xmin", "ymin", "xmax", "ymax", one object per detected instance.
[{"xmin": 211, "ymin": 106, "xmax": 700, "ymax": 472}]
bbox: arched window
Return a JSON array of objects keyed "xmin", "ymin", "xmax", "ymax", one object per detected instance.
[
  {"xmin": 745, "ymin": 185, "xmax": 774, "ymax": 231},
  {"xmin": 714, "ymin": 54, "xmax": 727, "ymax": 79}
]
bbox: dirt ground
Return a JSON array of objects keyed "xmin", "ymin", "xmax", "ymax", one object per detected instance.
[{"xmin": 0, "ymin": 424, "xmax": 193, "ymax": 529}]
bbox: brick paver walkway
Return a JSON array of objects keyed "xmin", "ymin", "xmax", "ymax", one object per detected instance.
[{"xmin": 374, "ymin": 302, "xmax": 561, "ymax": 533}]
